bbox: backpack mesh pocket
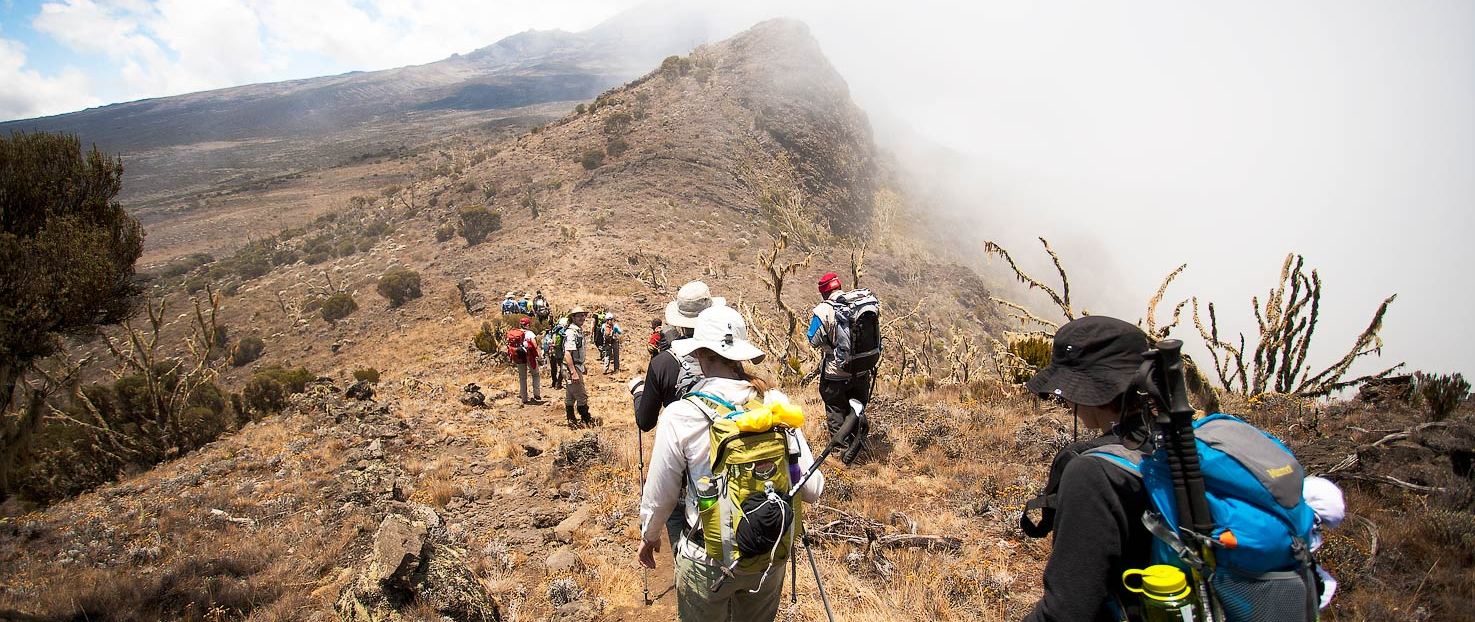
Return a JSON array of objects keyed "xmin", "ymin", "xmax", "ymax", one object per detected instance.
[{"xmin": 1211, "ymin": 567, "xmax": 1311, "ymax": 622}]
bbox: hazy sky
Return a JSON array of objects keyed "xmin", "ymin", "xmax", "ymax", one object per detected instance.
[{"xmin": 2, "ymin": 0, "xmax": 1470, "ymax": 381}]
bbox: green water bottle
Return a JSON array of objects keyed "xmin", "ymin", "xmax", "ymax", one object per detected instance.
[
  {"xmin": 695, "ymin": 476, "xmax": 718, "ymax": 512},
  {"xmin": 1122, "ymin": 565, "xmax": 1201, "ymax": 622}
]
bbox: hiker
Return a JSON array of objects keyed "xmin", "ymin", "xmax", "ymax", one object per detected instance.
[
  {"xmin": 507, "ymin": 316, "xmax": 542, "ymax": 405},
  {"xmin": 806, "ymin": 272, "xmax": 880, "ymax": 444},
  {"xmin": 630, "ymin": 281, "xmax": 723, "ymax": 555},
  {"xmin": 548, "ymin": 317, "xmax": 568, "ymax": 390},
  {"xmin": 602, "ymin": 312, "xmax": 623, "ymax": 375},
  {"xmin": 563, "ymin": 307, "xmax": 595, "ymax": 427},
  {"xmin": 647, "ymin": 318, "xmax": 664, "ymax": 357},
  {"xmin": 533, "ymin": 290, "xmax": 550, "ymax": 321},
  {"xmin": 636, "ymin": 304, "xmax": 824, "ymax": 621},
  {"xmin": 593, "ymin": 310, "xmax": 608, "ymax": 362},
  {"xmin": 500, "ymin": 292, "xmax": 518, "ymax": 315},
  {"xmin": 1020, "ymin": 316, "xmax": 1336, "ymax": 622},
  {"xmin": 519, "ymin": 294, "xmax": 533, "ymax": 316}
]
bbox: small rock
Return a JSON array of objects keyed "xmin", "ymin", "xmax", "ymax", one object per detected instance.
[
  {"xmin": 367, "ymin": 439, "xmax": 384, "ymax": 459},
  {"xmin": 371, "ymin": 515, "xmax": 428, "ymax": 589},
  {"xmin": 544, "ymin": 548, "xmax": 583, "ymax": 573},
  {"xmin": 553, "ymin": 508, "xmax": 590, "ymax": 543},
  {"xmin": 471, "ymin": 465, "xmax": 486, "ymax": 475},
  {"xmin": 346, "ymin": 380, "xmax": 375, "ymax": 401}
]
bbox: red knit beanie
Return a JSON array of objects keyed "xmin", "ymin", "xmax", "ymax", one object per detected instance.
[{"xmin": 818, "ymin": 272, "xmax": 842, "ymax": 295}]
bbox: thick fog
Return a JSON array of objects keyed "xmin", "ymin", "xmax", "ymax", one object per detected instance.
[{"xmin": 691, "ymin": 1, "xmax": 1473, "ymax": 382}]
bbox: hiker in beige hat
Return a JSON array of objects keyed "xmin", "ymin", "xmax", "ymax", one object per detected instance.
[{"xmin": 563, "ymin": 306, "xmax": 595, "ymax": 427}]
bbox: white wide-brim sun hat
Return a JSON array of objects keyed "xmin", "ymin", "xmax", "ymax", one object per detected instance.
[
  {"xmin": 665, "ymin": 280, "xmax": 726, "ymax": 329},
  {"xmin": 670, "ymin": 305, "xmax": 765, "ymax": 363}
]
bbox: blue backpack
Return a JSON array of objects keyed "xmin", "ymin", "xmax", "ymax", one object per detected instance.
[{"xmin": 1088, "ymin": 413, "xmax": 1320, "ymax": 622}]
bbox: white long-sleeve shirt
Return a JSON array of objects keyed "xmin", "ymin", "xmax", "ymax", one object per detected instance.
[{"xmin": 638, "ymin": 377, "xmax": 824, "ymax": 551}]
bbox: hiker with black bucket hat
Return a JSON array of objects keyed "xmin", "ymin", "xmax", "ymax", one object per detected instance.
[
  {"xmin": 636, "ymin": 305, "xmax": 824, "ymax": 621},
  {"xmin": 1020, "ymin": 315, "xmax": 1157, "ymax": 622}
]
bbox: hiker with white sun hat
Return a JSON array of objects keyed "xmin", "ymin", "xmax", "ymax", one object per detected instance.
[{"xmin": 637, "ymin": 304, "xmax": 824, "ymax": 621}]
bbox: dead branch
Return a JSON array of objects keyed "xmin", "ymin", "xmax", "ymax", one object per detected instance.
[
  {"xmin": 1144, "ymin": 263, "xmax": 1188, "ymax": 340},
  {"xmin": 1337, "ymin": 473, "xmax": 1446, "ymax": 494},
  {"xmin": 983, "ymin": 238, "xmax": 1074, "ymax": 321}
]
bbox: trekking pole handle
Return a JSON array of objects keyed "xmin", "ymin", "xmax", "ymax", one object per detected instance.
[
  {"xmin": 1150, "ymin": 340, "xmax": 1214, "ymax": 538},
  {"xmin": 1150, "ymin": 340, "xmax": 1195, "ymax": 419},
  {"xmin": 790, "ymin": 401, "xmax": 863, "ymax": 495}
]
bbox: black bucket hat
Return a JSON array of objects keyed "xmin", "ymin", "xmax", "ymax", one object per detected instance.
[{"xmin": 1026, "ymin": 316, "xmax": 1149, "ymax": 407}]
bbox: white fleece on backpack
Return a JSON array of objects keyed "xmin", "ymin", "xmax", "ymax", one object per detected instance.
[{"xmin": 638, "ymin": 377, "xmax": 824, "ymax": 548}]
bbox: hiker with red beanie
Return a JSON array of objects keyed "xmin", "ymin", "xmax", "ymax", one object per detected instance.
[{"xmin": 807, "ymin": 271, "xmax": 881, "ymax": 444}]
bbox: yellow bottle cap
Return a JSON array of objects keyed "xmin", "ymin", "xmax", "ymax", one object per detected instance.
[{"xmin": 1122, "ymin": 565, "xmax": 1191, "ymax": 600}]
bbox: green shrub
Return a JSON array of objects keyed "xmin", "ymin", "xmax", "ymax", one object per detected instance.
[
  {"xmin": 1417, "ymin": 372, "xmax": 1470, "ymax": 421},
  {"xmin": 243, "ymin": 374, "xmax": 286, "ymax": 414},
  {"xmin": 435, "ymin": 224, "xmax": 455, "ymax": 242},
  {"xmin": 233, "ymin": 254, "xmax": 271, "ymax": 279},
  {"xmin": 660, "ymin": 55, "xmax": 691, "ymax": 79},
  {"xmin": 603, "ymin": 112, "xmax": 633, "ymax": 135},
  {"xmin": 458, "ymin": 206, "xmax": 501, "ymax": 245},
  {"xmin": 334, "ymin": 239, "xmax": 358, "ymax": 257},
  {"xmin": 321, "ymin": 292, "xmax": 358, "ymax": 324},
  {"xmin": 580, "ymin": 148, "xmax": 605, "ymax": 170},
  {"xmin": 353, "ymin": 367, "xmax": 381, "ymax": 383},
  {"xmin": 184, "ymin": 274, "xmax": 211, "ymax": 293},
  {"xmin": 232, "ymin": 336, "xmax": 265, "ymax": 367},
  {"xmin": 305, "ymin": 251, "xmax": 330, "ymax": 265},
  {"xmin": 575, "ymin": 103, "xmax": 586, "ymax": 114},
  {"xmin": 1006, "ymin": 335, "xmax": 1053, "ymax": 384},
  {"xmin": 271, "ymin": 248, "xmax": 299, "ymax": 266},
  {"xmin": 473, "ymin": 322, "xmax": 500, "ymax": 354},
  {"xmin": 606, "ymin": 137, "xmax": 630, "ymax": 158},
  {"xmin": 376, "ymin": 268, "xmax": 422, "ymax": 307}
]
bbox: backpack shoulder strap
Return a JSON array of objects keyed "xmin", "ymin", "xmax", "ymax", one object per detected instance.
[{"xmin": 1084, "ymin": 443, "xmax": 1145, "ymax": 477}]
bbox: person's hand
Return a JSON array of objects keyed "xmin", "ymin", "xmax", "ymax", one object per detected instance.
[{"xmin": 638, "ymin": 539, "xmax": 661, "ymax": 569}]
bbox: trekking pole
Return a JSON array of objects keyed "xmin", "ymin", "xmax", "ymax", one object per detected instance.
[
  {"xmin": 637, "ymin": 429, "xmax": 651, "ymax": 607},
  {"xmin": 803, "ymin": 533, "xmax": 838, "ymax": 622},
  {"xmin": 790, "ymin": 525, "xmax": 799, "ymax": 604},
  {"xmin": 1146, "ymin": 340, "xmax": 1221, "ymax": 621}
]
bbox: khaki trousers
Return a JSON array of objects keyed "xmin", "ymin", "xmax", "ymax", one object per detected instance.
[{"xmin": 675, "ymin": 549, "xmax": 785, "ymax": 622}]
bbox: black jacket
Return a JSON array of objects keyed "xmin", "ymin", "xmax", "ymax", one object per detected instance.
[
  {"xmin": 633, "ymin": 350, "xmax": 683, "ymax": 432},
  {"xmin": 1024, "ymin": 446, "xmax": 1153, "ymax": 622}
]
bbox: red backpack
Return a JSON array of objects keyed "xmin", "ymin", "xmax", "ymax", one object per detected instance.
[{"xmin": 506, "ymin": 328, "xmax": 528, "ymax": 363}]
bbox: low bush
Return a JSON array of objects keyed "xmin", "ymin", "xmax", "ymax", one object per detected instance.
[
  {"xmin": 579, "ymin": 148, "xmax": 605, "ymax": 170},
  {"xmin": 1417, "ymin": 372, "xmax": 1470, "ymax": 421},
  {"xmin": 231, "ymin": 336, "xmax": 265, "ymax": 367},
  {"xmin": 473, "ymin": 322, "xmax": 500, "ymax": 354},
  {"xmin": 243, "ymin": 365, "xmax": 313, "ymax": 414},
  {"xmin": 606, "ymin": 137, "xmax": 630, "ymax": 158},
  {"xmin": 353, "ymin": 367, "xmax": 381, "ymax": 383},
  {"xmin": 320, "ymin": 293, "xmax": 358, "ymax": 324},
  {"xmin": 376, "ymin": 268, "xmax": 422, "ymax": 307},
  {"xmin": 458, "ymin": 206, "xmax": 501, "ymax": 245}
]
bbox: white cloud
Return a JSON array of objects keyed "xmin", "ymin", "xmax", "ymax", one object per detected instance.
[{"xmin": 0, "ymin": 34, "xmax": 99, "ymax": 119}]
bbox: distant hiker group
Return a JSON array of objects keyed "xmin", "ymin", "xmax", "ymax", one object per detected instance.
[{"xmin": 501, "ymin": 290, "xmax": 551, "ymax": 321}]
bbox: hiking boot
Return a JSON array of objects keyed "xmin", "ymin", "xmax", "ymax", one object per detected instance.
[{"xmin": 577, "ymin": 405, "xmax": 595, "ymax": 427}]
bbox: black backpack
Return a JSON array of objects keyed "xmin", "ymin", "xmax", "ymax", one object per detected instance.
[
  {"xmin": 1020, "ymin": 433, "xmax": 1122, "ymax": 538},
  {"xmin": 827, "ymin": 289, "xmax": 882, "ymax": 374}
]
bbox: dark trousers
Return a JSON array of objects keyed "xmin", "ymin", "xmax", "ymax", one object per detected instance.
[{"xmin": 819, "ymin": 373, "xmax": 872, "ymax": 440}]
